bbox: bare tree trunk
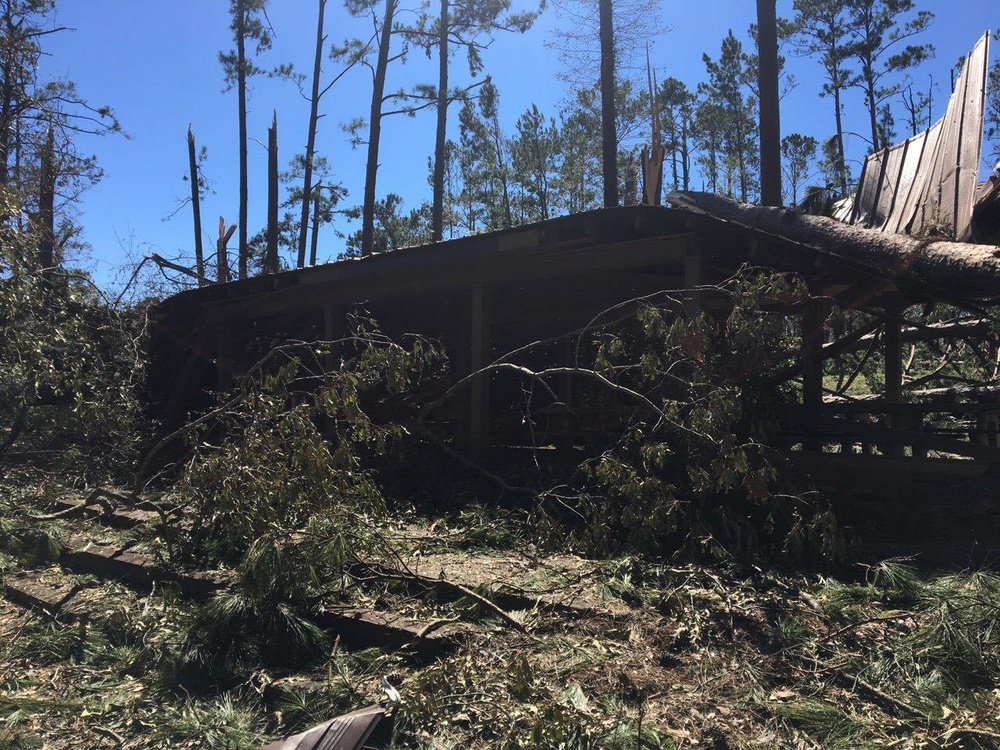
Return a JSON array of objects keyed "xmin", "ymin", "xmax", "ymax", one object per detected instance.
[
  {"xmin": 298, "ymin": 0, "xmax": 327, "ymax": 268},
  {"xmin": 431, "ymin": 0, "xmax": 448, "ymax": 242},
  {"xmin": 833, "ymin": 86, "xmax": 848, "ymax": 195},
  {"xmin": 187, "ymin": 126, "xmax": 205, "ymax": 284},
  {"xmin": 681, "ymin": 111, "xmax": 690, "ymax": 191},
  {"xmin": 598, "ymin": 0, "xmax": 618, "ymax": 207},
  {"xmin": 265, "ymin": 112, "xmax": 279, "ymax": 274},
  {"xmin": 37, "ymin": 126, "xmax": 54, "ymax": 275},
  {"xmin": 310, "ymin": 182, "xmax": 322, "ymax": 265},
  {"xmin": 0, "ymin": 7, "xmax": 14, "ymax": 191},
  {"xmin": 864, "ymin": 74, "xmax": 880, "ymax": 152},
  {"xmin": 360, "ymin": 0, "xmax": 396, "ymax": 257},
  {"xmin": 236, "ymin": 0, "xmax": 249, "ymax": 279},
  {"xmin": 757, "ymin": 0, "xmax": 781, "ymax": 206}
]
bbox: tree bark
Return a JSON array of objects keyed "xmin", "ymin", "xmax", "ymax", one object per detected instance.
[
  {"xmin": 265, "ymin": 111, "xmax": 279, "ymax": 274},
  {"xmin": 236, "ymin": 0, "xmax": 249, "ymax": 279},
  {"xmin": 864, "ymin": 73, "xmax": 880, "ymax": 152},
  {"xmin": 667, "ymin": 191, "xmax": 1000, "ymax": 301},
  {"xmin": 187, "ymin": 126, "xmax": 205, "ymax": 284},
  {"xmin": 756, "ymin": 0, "xmax": 782, "ymax": 206},
  {"xmin": 37, "ymin": 126, "xmax": 54, "ymax": 275},
  {"xmin": 431, "ymin": 0, "xmax": 449, "ymax": 242},
  {"xmin": 310, "ymin": 183, "xmax": 322, "ymax": 266},
  {"xmin": 298, "ymin": 0, "xmax": 327, "ymax": 268},
  {"xmin": 598, "ymin": 0, "xmax": 618, "ymax": 208},
  {"xmin": 360, "ymin": 0, "xmax": 397, "ymax": 257},
  {"xmin": 833, "ymin": 86, "xmax": 848, "ymax": 195}
]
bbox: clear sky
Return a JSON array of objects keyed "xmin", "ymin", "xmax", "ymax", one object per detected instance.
[{"xmin": 36, "ymin": 0, "xmax": 996, "ymax": 288}]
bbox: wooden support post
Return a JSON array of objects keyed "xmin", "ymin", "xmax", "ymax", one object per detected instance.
[
  {"xmin": 802, "ymin": 298, "xmax": 827, "ymax": 452},
  {"xmin": 469, "ymin": 284, "xmax": 491, "ymax": 459},
  {"xmin": 883, "ymin": 305, "xmax": 903, "ymax": 406},
  {"xmin": 683, "ymin": 244, "xmax": 706, "ymax": 319},
  {"xmin": 883, "ymin": 300, "xmax": 905, "ymax": 456}
]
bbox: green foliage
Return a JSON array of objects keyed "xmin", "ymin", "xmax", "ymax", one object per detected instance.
[
  {"xmin": 0, "ymin": 231, "xmax": 146, "ymax": 479},
  {"xmin": 344, "ymin": 193, "xmax": 432, "ymax": 256},
  {"xmin": 534, "ymin": 272, "xmax": 842, "ymax": 564},
  {"xmin": 181, "ymin": 316, "xmax": 441, "ymax": 557},
  {"xmin": 844, "ymin": 0, "xmax": 935, "ymax": 152},
  {"xmin": 153, "ymin": 694, "xmax": 264, "ymax": 750},
  {"xmin": 987, "ymin": 51, "xmax": 1000, "ymax": 164},
  {"xmin": 781, "ymin": 133, "xmax": 818, "ymax": 206},
  {"xmin": 770, "ymin": 699, "xmax": 864, "ymax": 748},
  {"xmin": 818, "ymin": 564, "xmax": 1000, "ymax": 714},
  {"xmin": 698, "ymin": 31, "xmax": 760, "ymax": 203}
]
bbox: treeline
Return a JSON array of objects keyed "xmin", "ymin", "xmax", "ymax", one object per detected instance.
[{"xmin": 2, "ymin": 1, "xmax": 999, "ymax": 286}]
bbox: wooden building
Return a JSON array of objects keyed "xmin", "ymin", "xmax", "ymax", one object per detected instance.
[{"xmin": 148, "ymin": 192, "xmax": 1000, "ymax": 487}]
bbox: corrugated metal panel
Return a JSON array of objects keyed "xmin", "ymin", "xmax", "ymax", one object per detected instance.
[
  {"xmin": 848, "ymin": 32, "xmax": 990, "ymax": 242},
  {"xmin": 885, "ymin": 123, "xmax": 939, "ymax": 234},
  {"xmin": 260, "ymin": 705, "xmax": 384, "ymax": 750}
]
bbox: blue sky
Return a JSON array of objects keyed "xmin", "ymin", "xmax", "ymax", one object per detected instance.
[{"xmin": 37, "ymin": 1, "xmax": 996, "ymax": 287}]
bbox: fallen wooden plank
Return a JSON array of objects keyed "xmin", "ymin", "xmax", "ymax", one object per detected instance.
[
  {"xmin": 3, "ymin": 573, "xmax": 87, "ymax": 622},
  {"xmin": 60, "ymin": 543, "xmax": 225, "ymax": 600},
  {"xmin": 315, "ymin": 606, "xmax": 459, "ymax": 660}
]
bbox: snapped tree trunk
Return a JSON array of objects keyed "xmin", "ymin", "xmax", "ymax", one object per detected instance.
[
  {"xmin": 298, "ymin": 0, "xmax": 327, "ymax": 268},
  {"xmin": 187, "ymin": 126, "xmax": 205, "ymax": 284},
  {"xmin": 265, "ymin": 112, "xmax": 279, "ymax": 274},
  {"xmin": 598, "ymin": 0, "xmax": 618, "ymax": 208},
  {"xmin": 756, "ymin": 0, "xmax": 781, "ymax": 207},
  {"xmin": 360, "ymin": 0, "xmax": 397, "ymax": 257},
  {"xmin": 217, "ymin": 217, "xmax": 236, "ymax": 283},
  {"xmin": 236, "ymin": 0, "xmax": 249, "ymax": 279},
  {"xmin": 431, "ymin": 0, "xmax": 449, "ymax": 242}
]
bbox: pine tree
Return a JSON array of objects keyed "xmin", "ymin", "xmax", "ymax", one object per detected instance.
[
  {"xmin": 792, "ymin": 0, "xmax": 852, "ymax": 195},
  {"xmin": 455, "ymin": 80, "xmax": 513, "ymax": 232},
  {"xmin": 220, "ymin": 0, "xmax": 272, "ymax": 279},
  {"xmin": 845, "ymin": 0, "xmax": 934, "ymax": 153},
  {"xmin": 900, "ymin": 78, "xmax": 933, "ymax": 137},
  {"xmin": 987, "ymin": 54, "xmax": 1000, "ymax": 165},
  {"xmin": 0, "ymin": 0, "xmax": 120, "ymax": 264},
  {"xmin": 558, "ymin": 89, "xmax": 602, "ymax": 212},
  {"xmin": 510, "ymin": 104, "xmax": 561, "ymax": 222},
  {"xmin": 409, "ymin": 0, "xmax": 538, "ymax": 242},
  {"xmin": 780, "ymin": 133, "xmax": 817, "ymax": 206},
  {"xmin": 658, "ymin": 78, "xmax": 694, "ymax": 192},
  {"xmin": 700, "ymin": 31, "xmax": 759, "ymax": 202}
]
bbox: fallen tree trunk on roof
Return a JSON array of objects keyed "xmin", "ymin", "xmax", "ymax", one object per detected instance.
[{"xmin": 667, "ymin": 191, "xmax": 1000, "ymax": 303}]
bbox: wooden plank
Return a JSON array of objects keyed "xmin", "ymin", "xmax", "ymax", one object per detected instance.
[
  {"xmin": 683, "ymin": 241, "xmax": 706, "ymax": 319},
  {"xmin": 61, "ymin": 543, "xmax": 225, "ymax": 600},
  {"xmin": 786, "ymin": 452, "xmax": 989, "ymax": 480},
  {"xmin": 801, "ymin": 299, "xmax": 827, "ymax": 452},
  {"xmin": 314, "ymin": 607, "xmax": 458, "ymax": 660}
]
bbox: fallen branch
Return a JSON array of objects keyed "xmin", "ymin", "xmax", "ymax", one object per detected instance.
[
  {"xmin": 355, "ymin": 563, "xmax": 531, "ymax": 636},
  {"xmin": 29, "ymin": 488, "xmax": 136, "ymax": 521}
]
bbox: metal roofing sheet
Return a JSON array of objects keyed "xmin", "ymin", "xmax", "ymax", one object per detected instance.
[{"xmin": 848, "ymin": 32, "xmax": 990, "ymax": 242}]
